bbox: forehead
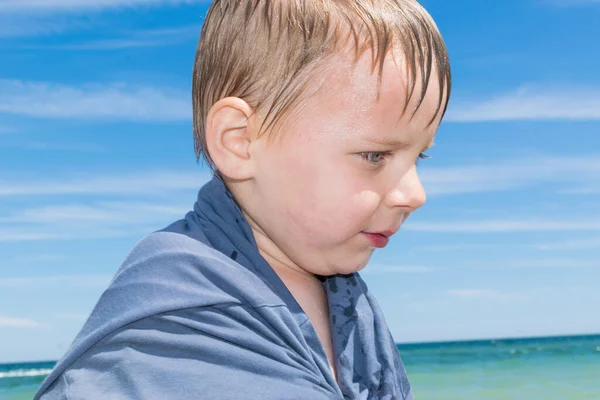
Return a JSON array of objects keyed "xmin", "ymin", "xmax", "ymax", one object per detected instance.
[{"xmin": 309, "ymin": 48, "xmax": 445, "ymax": 136}]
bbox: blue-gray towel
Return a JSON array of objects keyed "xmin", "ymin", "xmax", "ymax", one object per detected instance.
[{"xmin": 35, "ymin": 175, "xmax": 413, "ymax": 400}]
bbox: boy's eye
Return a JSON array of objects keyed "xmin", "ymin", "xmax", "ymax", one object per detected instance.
[
  {"xmin": 359, "ymin": 151, "xmax": 431, "ymax": 166},
  {"xmin": 360, "ymin": 151, "xmax": 390, "ymax": 165}
]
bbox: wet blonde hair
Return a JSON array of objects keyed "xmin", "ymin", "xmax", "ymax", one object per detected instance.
[{"xmin": 192, "ymin": 0, "xmax": 451, "ymax": 169}]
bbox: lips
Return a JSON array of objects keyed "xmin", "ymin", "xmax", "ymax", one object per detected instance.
[
  {"xmin": 377, "ymin": 230, "xmax": 397, "ymax": 238},
  {"xmin": 363, "ymin": 215, "xmax": 406, "ymax": 248},
  {"xmin": 362, "ymin": 232, "xmax": 390, "ymax": 248},
  {"xmin": 367, "ymin": 213, "xmax": 409, "ymax": 238}
]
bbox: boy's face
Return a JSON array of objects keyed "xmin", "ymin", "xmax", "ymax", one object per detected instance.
[{"xmin": 242, "ymin": 49, "xmax": 444, "ymax": 277}]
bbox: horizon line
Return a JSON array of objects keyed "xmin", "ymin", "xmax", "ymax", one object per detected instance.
[
  {"xmin": 396, "ymin": 331, "xmax": 600, "ymax": 348},
  {"xmin": 2, "ymin": 331, "xmax": 599, "ymax": 365}
]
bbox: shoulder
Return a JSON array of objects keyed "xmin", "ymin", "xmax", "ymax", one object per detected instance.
[
  {"xmin": 38, "ymin": 306, "xmax": 334, "ymax": 400},
  {"xmin": 119, "ymin": 226, "xmax": 215, "ymax": 274},
  {"xmin": 111, "ymin": 230, "xmax": 281, "ymax": 308},
  {"xmin": 34, "ymin": 230, "xmax": 286, "ymax": 399}
]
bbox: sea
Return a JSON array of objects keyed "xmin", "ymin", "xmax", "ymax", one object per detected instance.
[{"xmin": 1, "ymin": 334, "xmax": 598, "ymax": 399}]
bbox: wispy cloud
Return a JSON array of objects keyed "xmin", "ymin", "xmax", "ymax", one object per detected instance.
[
  {"xmin": 28, "ymin": 25, "xmax": 201, "ymax": 50},
  {"xmin": 0, "ymin": 229, "xmax": 138, "ymax": 242},
  {"xmin": 0, "ymin": 80, "xmax": 190, "ymax": 121},
  {"xmin": 420, "ymin": 154, "xmax": 600, "ymax": 196},
  {"xmin": 0, "ymin": 170, "xmax": 209, "ymax": 197},
  {"xmin": 1, "ymin": 141, "xmax": 106, "ymax": 152},
  {"xmin": 446, "ymin": 86, "xmax": 600, "ymax": 122},
  {"xmin": 0, "ymin": 14, "xmax": 76, "ymax": 38},
  {"xmin": 0, "ymin": 275, "xmax": 112, "ymax": 288},
  {"xmin": 447, "ymin": 289, "xmax": 522, "ymax": 301},
  {"xmin": 0, "ymin": 0, "xmax": 202, "ymax": 38},
  {"xmin": 0, "ymin": 172, "xmax": 210, "ymax": 242},
  {"xmin": 534, "ymin": 236, "xmax": 600, "ymax": 251},
  {"xmin": 0, "ymin": 202, "xmax": 190, "ymax": 242},
  {"xmin": 543, "ymin": 0, "xmax": 600, "ymax": 6},
  {"xmin": 0, "ymin": 315, "xmax": 46, "ymax": 328},
  {"xmin": 0, "ymin": 232, "xmax": 67, "ymax": 242},
  {"xmin": 417, "ymin": 240, "xmax": 600, "ymax": 253},
  {"xmin": 405, "ymin": 258, "xmax": 595, "ymax": 270},
  {"xmin": 559, "ymin": 185, "xmax": 600, "ymax": 195},
  {"xmin": 406, "ymin": 218, "xmax": 600, "ymax": 233},
  {"xmin": 363, "ymin": 264, "xmax": 432, "ymax": 274},
  {"xmin": 415, "ymin": 244, "xmax": 500, "ymax": 252},
  {"xmin": 471, "ymin": 258, "xmax": 597, "ymax": 269},
  {"xmin": 2, "ymin": 254, "xmax": 64, "ymax": 265},
  {"xmin": 0, "ymin": 125, "xmax": 15, "ymax": 134},
  {"xmin": 0, "ymin": 0, "xmax": 203, "ymax": 14},
  {"xmin": 1, "ymin": 202, "xmax": 188, "ymax": 224}
]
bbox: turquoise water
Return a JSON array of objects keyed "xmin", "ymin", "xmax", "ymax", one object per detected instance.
[
  {"xmin": 2, "ymin": 335, "xmax": 599, "ymax": 399},
  {"xmin": 0, "ymin": 361, "xmax": 54, "ymax": 400},
  {"xmin": 400, "ymin": 334, "xmax": 600, "ymax": 399}
]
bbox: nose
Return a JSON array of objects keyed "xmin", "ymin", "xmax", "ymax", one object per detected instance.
[{"xmin": 384, "ymin": 166, "xmax": 427, "ymax": 211}]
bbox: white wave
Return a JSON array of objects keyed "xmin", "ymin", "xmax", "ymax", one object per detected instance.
[{"xmin": 0, "ymin": 368, "xmax": 53, "ymax": 378}]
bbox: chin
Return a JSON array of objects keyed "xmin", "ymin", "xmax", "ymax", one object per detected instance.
[{"xmin": 331, "ymin": 258, "xmax": 370, "ymax": 275}]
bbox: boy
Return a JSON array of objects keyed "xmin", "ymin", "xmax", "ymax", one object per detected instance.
[{"xmin": 35, "ymin": 0, "xmax": 450, "ymax": 399}]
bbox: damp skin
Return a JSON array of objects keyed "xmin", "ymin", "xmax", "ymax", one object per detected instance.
[{"xmin": 239, "ymin": 49, "xmax": 443, "ymax": 279}]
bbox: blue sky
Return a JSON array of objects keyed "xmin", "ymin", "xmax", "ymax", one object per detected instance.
[{"xmin": 0, "ymin": 0, "xmax": 599, "ymax": 363}]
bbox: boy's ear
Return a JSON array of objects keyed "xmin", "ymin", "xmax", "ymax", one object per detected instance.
[{"xmin": 205, "ymin": 97, "xmax": 257, "ymax": 180}]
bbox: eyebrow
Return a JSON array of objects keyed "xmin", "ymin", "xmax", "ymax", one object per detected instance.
[
  {"xmin": 365, "ymin": 137, "xmax": 411, "ymax": 147},
  {"xmin": 365, "ymin": 137, "xmax": 435, "ymax": 152}
]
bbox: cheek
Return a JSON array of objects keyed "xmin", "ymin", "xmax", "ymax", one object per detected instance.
[
  {"xmin": 260, "ymin": 136, "xmax": 382, "ymax": 241},
  {"xmin": 282, "ymin": 176, "xmax": 382, "ymax": 242}
]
